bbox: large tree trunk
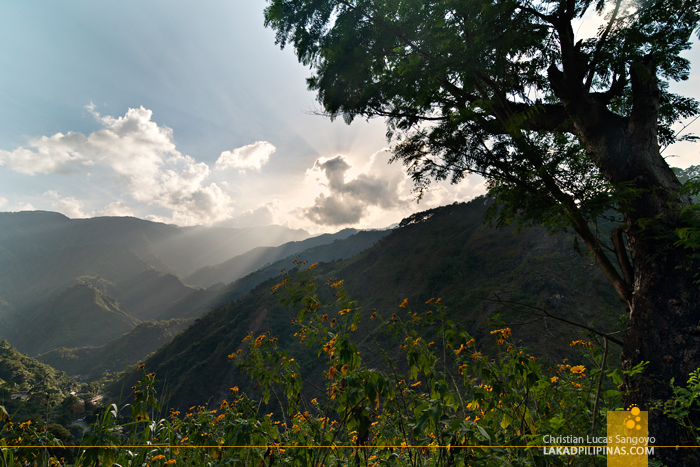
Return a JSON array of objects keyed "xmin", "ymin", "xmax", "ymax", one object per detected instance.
[
  {"xmin": 553, "ymin": 54, "xmax": 700, "ymax": 464},
  {"xmin": 623, "ymin": 226, "xmax": 700, "ymax": 464}
]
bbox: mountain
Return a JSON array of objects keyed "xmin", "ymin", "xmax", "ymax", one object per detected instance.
[
  {"xmin": 0, "ymin": 211, "xmax": 310, "ymax": 352},
  {"xmin": 0, "ymin": 211, "xmax": 310, "ymax": 278},
  {"xmin": 109, "ymin": 197, "xmax": 623, "ymax": 411},
  {"xmin": 184, "ymin": 228, "xmax": 360, "ymax": 288},
  {"xmin": 37, "ymin": 318, "xmax": 192, "ymax": 379},
  {"xmin": 12, "ymin": 283, "xmax": 139, "ymax": 356},
  {"xmin": 156, "ymin": 229, "xmax": 392, "ymax": 320}
]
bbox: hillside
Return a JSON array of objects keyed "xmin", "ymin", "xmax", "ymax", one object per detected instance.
[
  {"xmin": 12, "ymin": 283, "xmax": 139, "ymax": 356},
  {"xmin": 0, "ymin": 338, "xmax": 83, "ymax": 425},
  {"xmin": 157, "ymin": 229, "xmax": 391, "ymax": 320},
  {"xmin": 37, "ymin": 318, "xmax": 192, "ymax": 379},
  {"xmin": 0, "ymin": 211, "xmax": 310, "ymax": 353},
  {"xmin": 110, "ymin": 197, "xmax": 624, "ymax": 411},
  {"xmin": 184, "ymin": 228, "xmax": 360, "ymax": 288}
]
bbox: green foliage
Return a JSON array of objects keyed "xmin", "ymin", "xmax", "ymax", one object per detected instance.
[
  {"xmin": 0, "ymin": 266, "xmax": 633, "ymax": 466},
  {"xmin": 652, "ymin": 368, "xmax": 700, "ymax": 444},
  {"xmin": 117, "ymin": 200, "xmax": 623, "ymax": 414}
]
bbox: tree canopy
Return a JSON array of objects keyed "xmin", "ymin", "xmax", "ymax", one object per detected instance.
[{"xmin": 265, "ymin": 0, "xmax": 700, "ymax": 462}]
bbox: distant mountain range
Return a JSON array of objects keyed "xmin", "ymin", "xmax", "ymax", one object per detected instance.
[
  {"xmin": 0, "ymin": 212, "xmax": 387, "ymax": 358},
  {"xmin": 105, "ymin": 197, "xmax": 623, "ymax": 411}
]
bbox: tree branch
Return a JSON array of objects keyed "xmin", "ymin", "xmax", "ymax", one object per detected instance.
[{"xmin": 478, "ymin": 294, "xmax": 624, "ymax": 346}]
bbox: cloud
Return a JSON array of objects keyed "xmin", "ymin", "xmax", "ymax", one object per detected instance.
[
  {"xmin": 215, "ymin": 201, "xmax": 281, "ymax": 228},
  {"xmin": 44, "ymin": 190, "xmax": 88, "ymax": 218},
  {"xmin": 93, "ymin": 201, "xmax": 134, "ymax": 217},
  {"xmin": 302, "ymin": 153, "xmax": 410, "ymax": 226},
  {"xmin": 0, "ymin": 105, "xmax": 233, "ymax": 225},
  {"xmin": 216, "ymin": 141, "xmax": 275, "ymax": 171}
]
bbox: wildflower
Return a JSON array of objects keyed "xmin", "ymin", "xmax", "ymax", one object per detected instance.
[
  {"xmin": 435, "ymin": 298, "xmax": 442, "ymax": 304},
  {"xmin": 164, "ymin": 460, "xmax": 177, "ymax": 465},
  {"xmin": 490, "ymin": 328, "xmax": 512, "ymax": 338},
  {"xmin": 18, "ymin": 421, "xmax": 31, "ymax": 430},
  {"xmin": 370, "ymin": 311, "xmax": 377, "ymax": 319},
  {"xmin": 338, "ymin": 308, "xmax": 351, "ymax": 315},
  {"xmin": 570, "ymin": 365, "xmax": 586, "ymax": 374},
  {"xmin": 426, "ymin": 298, "xmax": 435, "ymax": 304},
  {"xmin": 220, "ymin": 401, "xmax": 228, "ymax": 409},
  {"xmin": 227, "ymin": 353, "xmax": 235, "ymax": 360},
  {"xmin": 328, "ymin": 367, "xmax": 337, "ymax": 379},
  {"xmin": 213, "ymin": 414, "xmax": 225, "ymax": 424},
  {"xmin": 428, "ymin": 341, "xmax": 435, "ymax": 346},
  {"xmin": 411, "ymin": 381, "xmax": 421, "ymax": 387},
  {"xmin": 137, "ymin": 363, "xmax": 145, "ymax": 370},
  {"xmin": 399, "ymin": 298, "xmax": 408, "ymax": 308},
  {"xmin": 391, "ymin": 313, "xmax": 398, "ymax": 323},
  {"xmin": 231, "ymin": 387, "xmax": 239, "ymax": 394},
  {"xmin": 454, "ymin": 344, "xmax": 465, "ymax": 355},
  {"xmin": 572, "ymin": 382, "xmax": 583, "ymax": 388},
  {"xmin": 330, "ymin": 318, "xmax": 336, "ymax": 327},
  {"xmin": 321, "ymin": 314, "xmax": 328, "ymax": 322},
  {"xmin": 341, "ymin": 364, "xmax": 349, "ymax": 374},
  {"xmin": 550, "ymin": 376, "xmax": 559, "ymax": 383},
  {"xmin": 530, "ymin": 356, "xmax": 536, "ymax": 361},
  {"xmin": 570, "ymin": 340, "xmax": 595, "ymax": 348},
  {"xmin": 152, "ymin": 455, "xmax": 166, "ymax": 461},
  {"xmin": 309, "ymin": 263, "xmax": 318, "ymax": 268},
  {"xmin": 471, "ymin": 351, "xmax": 482, "ymax": 360},
  {"xmin": 311, "ymin": 398, "xmax": 317, "ymax": 405}
]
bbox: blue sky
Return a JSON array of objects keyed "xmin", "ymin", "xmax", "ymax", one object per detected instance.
[{"xmin": 0, "ymin": 1, "xmax": 697, "ymax": 232}]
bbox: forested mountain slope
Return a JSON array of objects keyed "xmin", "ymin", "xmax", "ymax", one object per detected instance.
[{"xmin": 111, "ymin": 197, "xmax": 622, "ymax": 411}]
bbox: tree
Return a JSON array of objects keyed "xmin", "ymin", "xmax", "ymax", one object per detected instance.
[{"xmin": 264, "ymin": 0, "xmax": 700, "ymax": 462}]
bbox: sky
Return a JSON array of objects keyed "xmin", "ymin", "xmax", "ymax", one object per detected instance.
[{"xmin": 0, "ymin": 1, "xmax": 697, "ymax": 234}]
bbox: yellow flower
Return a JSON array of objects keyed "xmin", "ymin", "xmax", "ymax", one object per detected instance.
[
  {"xmin": 370, "ymin": 311, "xmax": 377, "ymax": 319},
  {"xmin": 309, "ymin": 262, "xmax": 318, "ymax": 268},
  {"xmin": 435, "ymin": 298, "xmax": 442, "ymax": 304},
  {"xmin": 231, "ymin": 387, "xmax": 239, "ymax": 393},
  {"xmin": 338, "ymin": 308, "xmax": 351, "ymax": 315},
  {"xmin": 425, "ymin": 298, "xmax": 435, "ymax": 304},
  {"xmin": 550, "ymin": 376, "xmax": 558, "ymax": 383},
  {"xmin": 399, "ymin": 298, "xmax": 408, "ymax": 308},
  {"xmin": 570, "ymin": 365, "xmax": 586, "ymax": 374},
  {"xmin": 152, "ymin": 454, "xmax": 166, "ymax": 461}
]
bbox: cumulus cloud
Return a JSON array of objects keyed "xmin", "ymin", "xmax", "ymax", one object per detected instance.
[
  {"xmin": 44, "ymin": 190, "xmax": 88, "ymax": 218},
  {"xmin": 0, "ymin": 105, "xmax": 233, "ymax": 225},
  {"xmin": 93, "ymin": 201, "xmax": 134, "ymax": 217},
  {"xmin": 216, "ymin": 141, "xmax": 275, "ymax": 171},
  {"xmin": 303, "ymin": 153, "xmax": 410, "ymax": 226},
  {"xmin": 215, "ymin": 201, "xmax": 281, "ymax": 228}
]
